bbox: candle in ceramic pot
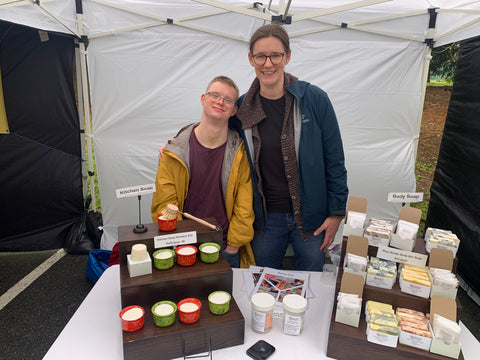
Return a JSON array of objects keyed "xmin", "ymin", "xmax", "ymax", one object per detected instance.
[
  {"xmin": 209, "ymin": 292, "xmax": 230, "ymax": 304},
  {"xmin": 201, "ymin": 245, "xmax": 218, "ymax": 254},
  {"xmin": 177, "ymin": 247, "xmax": 196, "ymax": 256},
  {"xmin": 179, "ymin": 302, "xmax": 199, "ymax": 312},
  {"xmin": 155, "ymin": 251, "xmax": 172, "ymax": 260},
  {"xmin": 154, "ymin": 303, "xmax": 174, "ymax": 316},
  {"xmin": 122, "ymin": 307, "xmax": 143, "ymax": 321}
]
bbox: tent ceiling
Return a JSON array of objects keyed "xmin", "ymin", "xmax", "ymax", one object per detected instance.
[{"xmin": 1, "ymin": 1, "xmax": 480, "ymax": 46}]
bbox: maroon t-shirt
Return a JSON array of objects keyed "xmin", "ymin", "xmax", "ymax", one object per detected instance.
[{"xmin": 183, "ymin": 131, "xmax": 229, "ymax": 245}]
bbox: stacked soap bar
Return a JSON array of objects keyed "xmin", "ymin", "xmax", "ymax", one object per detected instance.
[
  {"xmin": 367, "ymin": 257, "xmax": 397, "ymax": 278},
  {"xmin": 364, "ymin": 219, "xmax": 394, "ymax": 247},
  {"xmin": 366, "ymin": 301, "xmax": 399, "ymax": 335},
  {"xmin": 425, "ymin": 227, "xmax": 460, "ymax": 257},
  {"xmin": 401, "ymin": 264, "xmax": 431, "ymax": 287},
  {"xmin": 399, "ymin": 264, "xmax": 432, "ymax": 298},
  {"xmin": 397, "ymin": 307, "xmax": 431, "ymax": 338}
]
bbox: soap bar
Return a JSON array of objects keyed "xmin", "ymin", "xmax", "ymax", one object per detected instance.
[{"xmin": 131, "ymin": 244, "xmax": 148, "ymax": 261}]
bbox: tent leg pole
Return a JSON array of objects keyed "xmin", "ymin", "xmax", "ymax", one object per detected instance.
[
  {"xmin": 414, "ymin": 46, "xmax": 432, "ymax": 163},
  {"xmin": 76, "ymin": 11, "xmax": 97, "ymax": 211},
  {"xmin": 75, "ymin": 44, "xmax": 88, "ymax": 199}
]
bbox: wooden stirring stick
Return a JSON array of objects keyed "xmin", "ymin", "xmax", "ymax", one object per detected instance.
[{"xmin": 165, "ymin": 204, "xmax": 221, "ymax": 231}]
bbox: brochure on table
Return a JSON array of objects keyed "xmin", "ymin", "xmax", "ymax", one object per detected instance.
[{"xmin": 251, "ymin": 267, "xmax": 310, "ymax": 306}]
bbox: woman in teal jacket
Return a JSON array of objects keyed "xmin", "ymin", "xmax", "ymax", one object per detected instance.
[{"xmin": 230, "ymin": 24, "xmax": 348, "ymax": 271}]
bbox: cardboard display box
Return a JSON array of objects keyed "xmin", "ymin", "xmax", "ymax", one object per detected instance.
[
  {"xmin": 335, "ymin": 272, "xmax": 364, "ymax": 328},
  {"xmin": 429, "ymin": 248, "xmax": 458, "ymax": 299},
  {"xmin": 390, "ymin": 206, "xmax": 422, "ymax": 252},
  {"xmin": 343, "ymin": 235, "xmax": 368, "ymax": 280},
  {"xmin": 342, "ymin": 196, "xmax": 368, "ymax": 237},
  {"xmin": 429, "ymin": 296, "xmax": 461, "ymax": 359}
]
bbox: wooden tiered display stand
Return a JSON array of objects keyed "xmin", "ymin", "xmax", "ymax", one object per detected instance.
[
  {"xmin": 326, "ymin": 236, "xmax": 463, "ymax": 360},
  {"xmin": 118, "ymin": 219, "xmax": 244, "ymax": 360}
]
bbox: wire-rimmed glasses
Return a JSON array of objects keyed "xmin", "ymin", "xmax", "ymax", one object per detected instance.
[{"xmin": 205, "ymin": 92, "xmax": 236, "ymax": 106}]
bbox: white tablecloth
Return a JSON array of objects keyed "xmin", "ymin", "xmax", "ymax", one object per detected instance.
[{"xmin": 44, "ymin": 265, "xmax": 478, "ymax": 360}]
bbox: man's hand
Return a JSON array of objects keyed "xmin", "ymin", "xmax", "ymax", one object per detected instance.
[
  {"xmin": 224, "ymin": 244, "xmax": 239, "ymax": 254},
  {"xmin": 313, "ymin": 216, "xmax": 343, "ymax": 252},
  {"xmin": 158, "ymin": 138, "xmax": 173, "ymax": 166}
]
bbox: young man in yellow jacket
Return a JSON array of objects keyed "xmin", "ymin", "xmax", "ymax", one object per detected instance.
[{"xmin": 151, "ymin": 76, "xmax": 255, "ymax": 268}]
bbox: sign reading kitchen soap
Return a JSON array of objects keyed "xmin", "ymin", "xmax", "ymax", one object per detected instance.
[{"xmin": 116, "ymin": 183, "xmax": 155, "ymax": 198}]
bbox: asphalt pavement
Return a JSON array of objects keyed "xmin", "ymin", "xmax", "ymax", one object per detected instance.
[{"xmin": 0, "ymin": 250, "xmax": 93, "ymax": 360}]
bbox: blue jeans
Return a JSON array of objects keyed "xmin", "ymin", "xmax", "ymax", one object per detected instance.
[
  {"xmin": 251, "ymin": 212, "xmax": 326, "ymax": 271},
  {"xmin": 222, "ymin": 249, "xmax": 240, "ymax": 268}
]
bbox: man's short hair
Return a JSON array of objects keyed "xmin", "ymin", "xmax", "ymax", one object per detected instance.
[{"xmin": 206, "ymin": 75, "xmax": 239, "ymax": 100}]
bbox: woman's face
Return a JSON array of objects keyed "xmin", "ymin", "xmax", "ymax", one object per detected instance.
[{"xmin": 248, "ymin": 36, "xmax": 291, "ymax": 92}]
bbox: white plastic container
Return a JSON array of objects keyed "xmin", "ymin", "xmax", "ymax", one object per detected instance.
[
  {"xmin": 251, "ymin": 293, "xmax": 275, "ymax": 333},
  {"xmin": 282, "ymin": 294, "xmax": 308, "ymax": 335}
]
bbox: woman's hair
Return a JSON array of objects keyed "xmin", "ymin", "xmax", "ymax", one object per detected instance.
[
  {"xmin": 206, "ymin": 75, "xmax": 239, "ymax": 99},
  {"xmin": 249, "ymin": 24, "xmax": 291, "ymax": 54}
]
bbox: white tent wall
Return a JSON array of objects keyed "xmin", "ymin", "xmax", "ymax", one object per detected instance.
[
  {"xmin": 2, "ymin": 0, "xmax": 480, "ymax": 250},
  {"xmin": 89, "ymin": 25, "xmax": 426, "ymax": 249}
]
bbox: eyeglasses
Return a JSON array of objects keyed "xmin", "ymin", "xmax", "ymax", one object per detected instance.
[
  {"xmin": 205, "ymin": 92, "xmax": 236, "ymax": 106},
  {"xmin": 251, "ymin": 52, "xmax": 286, "ymax": 66}
]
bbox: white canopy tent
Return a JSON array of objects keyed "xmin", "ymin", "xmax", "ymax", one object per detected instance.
[{"xmin": 1, "ymin": 0, "xmax": 480, "ymax": 250}]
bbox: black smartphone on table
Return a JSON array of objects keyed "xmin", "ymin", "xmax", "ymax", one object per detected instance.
[{"xmin": 246, "ymin": 340, "xmax": 275, "ymax": 360}]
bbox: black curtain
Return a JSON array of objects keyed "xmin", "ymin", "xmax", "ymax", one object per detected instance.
[
  {"xmin": 426, "ymin": 36, "xmax": 480, "ymax": 296},
  {"xmin": 0, "ymin": 21, "xmax": 83, "ymax": 251}
]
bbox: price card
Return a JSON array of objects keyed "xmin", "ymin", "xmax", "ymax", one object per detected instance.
[
  {"xmin": 154, "ymin": 231, "xmax": 197, "ymax": 248},
  {"xmin": 377, "ymin": 245, "xmax": 428, "ymax": 267}
]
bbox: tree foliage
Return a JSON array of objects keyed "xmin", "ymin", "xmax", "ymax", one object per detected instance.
[{"xmin": 429, "ymin": 42, "xmax": 460, "ymax": 81}]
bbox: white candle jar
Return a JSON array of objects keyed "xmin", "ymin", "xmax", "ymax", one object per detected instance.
[
  {"xmin": 251, "ymin": 293, "xmax": 275, "ymax": 333},
  {"xmin": 282, "ymin": 294, "xmax": 308, "ymax": 336}
]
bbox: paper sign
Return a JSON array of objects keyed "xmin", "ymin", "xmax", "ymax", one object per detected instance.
[
  {"xmin": 377, "ymin": 245, "xmax": 427, "ymax": 267},
  {"xmin": 116, "ymin": 183, "xmax": 155, "ymax": 198},
  {"xmin": 388, "ymin": 192, "xmax": 423, "ymax": 203},
  {"xmin": 154, "ymin": 231, "xmax": 197, "ymax": 248}
]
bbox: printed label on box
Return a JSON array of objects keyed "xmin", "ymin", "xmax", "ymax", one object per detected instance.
[
  {"xmin": 365, "ymin": 235, "xmax": 390, "ymax": 247},
  {"xmin": 367, "ymin": 328, "xmax": 398, "ymax": 348},
  {"xmin": 366, "ymin": 273, "xmax": 395, "ymax": 289},
  {"xmin": 399, "ymin": 330, "xmax": 432, "ymax": 351}
]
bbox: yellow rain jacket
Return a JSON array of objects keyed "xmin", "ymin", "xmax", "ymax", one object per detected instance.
[{"xmin": 151, "ymin": 124, "xmax": 255, "ymax": 268}]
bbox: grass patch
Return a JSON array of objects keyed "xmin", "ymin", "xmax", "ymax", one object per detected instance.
[{"xmin": 427, "ymin": 79, "xmax": 453, "ymax": 86}]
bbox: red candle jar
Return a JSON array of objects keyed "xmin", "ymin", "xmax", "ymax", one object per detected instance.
[
  {"xmin": 157, "ymin": 213, "xmax": 177, "ymax": 231},
  {"xmin": 177, "ymin": 298, "xmax": 202, "ymax": 324},
  {"xmin": 175, "ymin": 245, "xmax": 197, "ymax": 266},
  {"xmin": 119, "ymin": 305, "xmax": 145, "ymax": 332}
]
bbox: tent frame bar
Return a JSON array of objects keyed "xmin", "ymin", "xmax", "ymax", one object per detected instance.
[
  {"xmin": 75, "ymin": 10, "xmax": 97, "ymax": 211},
  {"xmin": 37, "ymin": 1, "xmax": 80, "ymax": 37}
]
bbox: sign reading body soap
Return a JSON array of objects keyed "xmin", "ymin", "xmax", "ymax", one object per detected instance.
[{"xmin": 388, "ymin": 192, "xmax": 423, "ymax": 203}]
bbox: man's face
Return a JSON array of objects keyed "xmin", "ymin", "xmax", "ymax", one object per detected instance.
[{"xmin": 201, "ymin": 82, "xmax": 238, "ymax": 122}]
